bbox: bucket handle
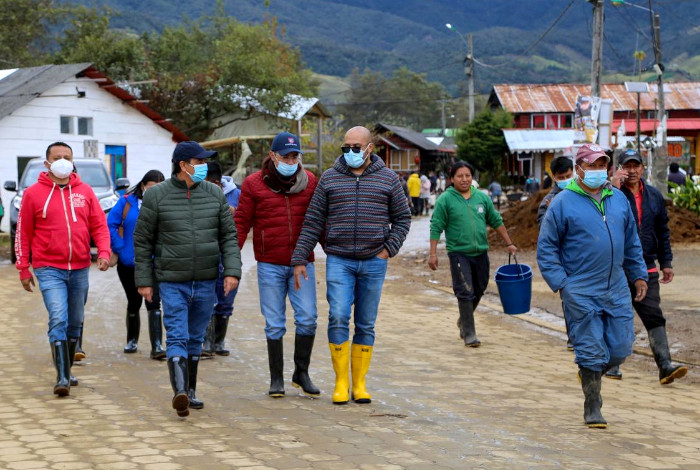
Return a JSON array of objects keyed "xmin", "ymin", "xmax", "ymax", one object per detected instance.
[{"xmin": 508, "ymin": 253, "xmax": 525, "ymax": 279}]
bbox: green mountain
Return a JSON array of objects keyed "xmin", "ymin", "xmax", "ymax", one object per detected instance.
[{"xmin": 64, "ymin": 0, "xmax": 700, "ymax": 101}]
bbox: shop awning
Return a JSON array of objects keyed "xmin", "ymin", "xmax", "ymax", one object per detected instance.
[
  {"xmin": 613, "ymin": 118, "xmax": 700, "ymax": 133},
  {"xmin": 502, "ymin": 129, "xmax": 576, "ymax": 153}
]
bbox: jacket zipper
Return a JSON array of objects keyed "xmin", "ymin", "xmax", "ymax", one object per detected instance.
[
  {"xmin": 59, "ymin": 187, "xmax": 73, "ymax": 270},
  {"xmin": 354, "ymin": 176, "xmax": 360, "ymax": 258},
  {"xmin": 285, "ymin": 196, "xmax": 293, "ymax": 254},
  {"xmin": 189, "ymin": 188, "xmax": 196, "ymax": 279},
  {"xmin": 599, "ymin": 197, "xmax": 614, "ymax": 291}
]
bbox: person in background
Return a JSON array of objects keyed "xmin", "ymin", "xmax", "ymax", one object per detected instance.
[
  {"xmin": 15, "ymin": 142, "xmax": 110, "ymax": 396},
  {"xmin": 134, "ymin": 141, "xmax": 241, "ymax": 418},
  {"xmin": 407, "ymin": 171, "xmax": 421, "ymax": 216},
  {"xmin": 235, "ymin": 132, "xmax": 320, "ymax": 398},
  {"xmin": 487, "ymin": 179, "xmax": 503, "ymax": 210},
  {"xmin": 201, "ymin": 161, "xmax": 241, "ymax": 357},
  {"xmin": 292, "ymin": 126, "xmax": 411, "ymax": 405},
  {"xmin": 419, "ymin": 174, "xmax": 431, "ymax": 216},
  {"xmin": 108, "ymin": 170, "xmax": 166, "ymax": 359},
  {"xmin": 607, "ymin": 149, "xmax": 688, "ymax": 384},
  {"xmin": 0, "ymin": 197, "xmax": 4, "ymax": 231},
  {"xmin": 429, "ymin": 161, "xmax": 517, "ymax": 347},
  {"xmin": 537, "ymin": 143, "xmax": 648, "ymax": 429},
  {"xmin": 536, "ymin": 154, "xmax": 575, "ymax": 351},
  {"xmin": 667, "ymin": 162, "xmax": 687, "ymax": 192}
]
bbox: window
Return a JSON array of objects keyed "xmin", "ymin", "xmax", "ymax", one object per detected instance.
[
  {"xmin": 60, "ymin": 116, "xmax": 73, "ymax": 134},
  {"xmin": 78, "ymin": 117, "xmax": 93, "ymax": 135},
  {"xmin": 530, "ymin": 113, "xmax": 574, "ymax": 129}
]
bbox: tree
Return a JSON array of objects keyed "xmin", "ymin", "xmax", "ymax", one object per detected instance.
[
  {"xmin": 0, "ymin": 0, "xmax": 67, "ymax": 67},
  {"xmin": 337, "ymin": 67, "xmax": 448, "ymax": 130},
  {"xmin": 455, "ymin": 109, "xmax": 513, "ymax": 181}
]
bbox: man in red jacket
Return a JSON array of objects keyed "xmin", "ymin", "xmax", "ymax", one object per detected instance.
[
  {"xmin": 235, "ymin": 132, "xmax": 319, "ymax": 398},
  {"xmin": 16, "ymin": 142, "xmax": 110, "ymax": 396}
]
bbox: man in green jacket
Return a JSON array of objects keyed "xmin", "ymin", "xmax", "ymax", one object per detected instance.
[
  {"xmin": 134, "ymin": 141, "xmax": 241, "ymax": 418},
  {"xmin": 429, "ymin": 161, "xmax": 517, "ymax": 346}
]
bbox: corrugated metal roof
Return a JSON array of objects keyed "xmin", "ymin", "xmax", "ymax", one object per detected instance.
[
  {"xmin": 493, "ymin": 82, "xmax": 700, "ymax": 113},
  {"xmin": 502, "ymin": 129, "xmax": 576, "ymax": 153},
  {"xmin": 0, "ymin": 63, "xmax": 91, "ymax": 121},
  {"xmin": 374, "ymin": 123, "xmax": 439, "ymax": 150}
]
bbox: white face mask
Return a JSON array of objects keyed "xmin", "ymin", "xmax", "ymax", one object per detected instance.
[{"xmin": 49, "ymin": 159, "xmax": 74, "ymax": 179}]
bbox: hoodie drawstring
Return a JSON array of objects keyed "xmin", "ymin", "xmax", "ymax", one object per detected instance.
[
  {"xmin": 68, "ymin": 185, "xmax": 77, "ymax": 222},
  {"xmin": 42, "ymin": 183, "xmax": 56, "ymax": 219}
]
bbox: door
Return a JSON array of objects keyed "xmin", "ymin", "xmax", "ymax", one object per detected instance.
[{"xmin": 105, "ymin": 145, "xmax": 127, "ymax": 194}]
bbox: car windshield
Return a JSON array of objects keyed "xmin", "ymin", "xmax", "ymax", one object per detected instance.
[{"xmin": 20, "ymin": 161, "xmax": 111, "ymax": 190}]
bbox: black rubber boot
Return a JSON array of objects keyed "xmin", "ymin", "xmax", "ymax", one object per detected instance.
[
  {"xmin": 74, "ymin": 323, "xmax": 86, "ymax": 361},
  {"xmin": 51, "ymin": 341, "xmax": 71, "ymax": 396},
  {"xmin": 147, "ymin": 310, "xmax": 166, "ymax": 360},
  {"xmin": 187, "ymin": 355, "xmax": 203, "ymax": 409},
  {"xmin": 604, "ymin": 365, "xmax": 622, "ymax": 380},
  {"xmin": 123, "ymin": 311, "xmax": 140, "ymax": 354},
  {"xmin": 267, "ymin": 338, "xmax": 285, "ymax": 397},
  {"xmin": 579, "ymin": 367, "xmax": 607, "ymax": 428},
  {"xmin": 648, "ymin": 326, "xmax": 688, "ymax": 385},
  {"xmin": 167, "ymin": 357, "xmax": 189, "ymax": 417},
  {"xmin": 292, "ymin": 334, "xmax": 320, "ymax": 397},
  {"xmin": 458, "ymin": 299, "xmax": 481, "ymax": 347},
  {"xmin": 213, "ymin": 315, "xmax": 230, "ymax": 356},
  {"xmin": 201, "ymin": 319, "xmax": 215, "ymax": 357},
  {"xmin": 67, "ymin": 337, "xmax": 79, "ymax": 386}
]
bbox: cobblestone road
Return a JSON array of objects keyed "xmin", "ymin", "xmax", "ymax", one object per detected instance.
[{"xmin": 0, "ymin": 236, "xmax": 698, "ymax": 469}]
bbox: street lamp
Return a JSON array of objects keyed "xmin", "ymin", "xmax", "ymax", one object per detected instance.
[{"xmin": 445, "ymin": 23, "xmax": 474, "ymax": 122}]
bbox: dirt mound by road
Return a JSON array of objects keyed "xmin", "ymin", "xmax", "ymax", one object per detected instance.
[{"xmin": 490, "ymin": 190, "xmax": 700, "ymax": 250}]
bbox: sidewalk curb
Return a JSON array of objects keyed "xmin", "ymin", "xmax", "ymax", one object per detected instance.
[{"xmin": 428, "ymin": 282, "xmax": 699, "ymax": 368}]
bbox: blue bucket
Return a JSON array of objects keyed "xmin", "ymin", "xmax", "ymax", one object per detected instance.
[{"xmin": 495, "ymin": 256, "xmax": 532, "ymax": 315}]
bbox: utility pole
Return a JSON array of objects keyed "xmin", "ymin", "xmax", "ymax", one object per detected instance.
[
  {"xmin": 651, "ymin": 10, "xmax": 668, "ymax": 191},
  {"xmin": 590, "ymin": 0, "xmax": 605, "ymax": 98},
  {"xmin": 466, "ymin": 34, "xmax": 475, "ymax": 123},
  {"xmin": 440, "ymin": 100, "xmax": 446, "ymax": 135}
]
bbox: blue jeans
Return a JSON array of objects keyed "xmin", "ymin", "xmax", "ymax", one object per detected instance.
[
  {"xmin": 257, "ymin": 262, "xmax": 317, "ymax": 340},
  {"xmin": 214, "ymin": 264, "xmax": 238, "ymax": 317},
  {"xmin": 34, "ymin": 267, "xmax": 89, "ymax": 342},
  {"xmin": 160, "ymin": 280, "xmax": 217, "ymax": 358},
  {"xmin": 326, "ymin": 255, "xmax": 388, "ymax": 346}
]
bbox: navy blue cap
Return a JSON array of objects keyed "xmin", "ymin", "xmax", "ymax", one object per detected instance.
[
  {"xmin": 271, "ymin": 132, "xmax": 303, "ymax": 156},
  {"xmin": 619, "ymin": 149, "xmax": 643, "ymax": 165},
  {"xmin": 172, "ymin": 141, "xmax": 217, "ymax": 163}
]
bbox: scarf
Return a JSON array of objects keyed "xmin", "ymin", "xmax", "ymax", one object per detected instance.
[{"xmin": 262, "ymin": 156, "xmax": 308, "ymax": 194}]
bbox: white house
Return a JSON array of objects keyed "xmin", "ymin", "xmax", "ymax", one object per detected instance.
[{"xmin": 0, "ymin": 63, "xmax": 188, "ymax": 231}]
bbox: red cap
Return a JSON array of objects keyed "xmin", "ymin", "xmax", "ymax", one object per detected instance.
[{"xmin": 576, "ymin": 144, "xmax": 610, "ymax": 164}]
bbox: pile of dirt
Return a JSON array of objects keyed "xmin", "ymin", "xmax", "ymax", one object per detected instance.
[{"xmin": 488, "ymin": 190, "xmax": 700, "ymax": 249}]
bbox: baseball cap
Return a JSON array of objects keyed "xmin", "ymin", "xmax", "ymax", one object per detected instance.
[
  {"xmin": 271, "ymin": 132, "xmax": 303, "ymax": 156},
  {"xmin": 619, "ymin": 149, "xmax": 643, "ymax": 165},
  {"xmin": 576, "ymin": 144, "xmax": 610, "ymax": 164},
  {"xmin": 172, "ymin": 141, "xmax": 217, "ymax": 163}
]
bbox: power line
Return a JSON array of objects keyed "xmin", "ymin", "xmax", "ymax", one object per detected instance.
[{"xmin": 472, "ymin": 0, "xmax": 575, "ymax": 69}]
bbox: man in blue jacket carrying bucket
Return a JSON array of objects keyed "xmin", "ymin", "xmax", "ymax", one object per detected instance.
[{"xmin": 537, "ymin": 143, "xmax": 648, "ymax": 429}]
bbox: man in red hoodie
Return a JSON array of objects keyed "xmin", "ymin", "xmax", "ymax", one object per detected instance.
[{"xmin": 16, "ymin": 142, "xmax": 110, "ymax": 396}]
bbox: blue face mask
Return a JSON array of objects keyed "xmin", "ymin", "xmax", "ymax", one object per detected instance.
[
  {"xmin": 344, "ymin": 146, "xmax": 368, "ymax": 168},
  {"xmin": 275, "ymin": 155, "xmax": 299, "ymax": 177},
  {"xmin": 581, "ymin": 169, "xmax": 608, "ymax": 189},
  {"xmin": 556, "ymin": 177, "xmax": 573, "ymax": 190},
  {"xmin": 186, "ymin": 163, "xmax": 208, "ymax": 183}
]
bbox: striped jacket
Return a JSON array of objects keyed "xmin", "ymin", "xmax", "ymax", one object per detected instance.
[{"xmin": 291, "ymin": 155, "xmax": 411, "ymax": 264}]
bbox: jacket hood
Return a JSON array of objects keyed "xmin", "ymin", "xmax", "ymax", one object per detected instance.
[
  {"xmin": 38, "ymin": 171, "xmax": 83, "ymax": 187},
  {"xmin": 333, "ymin": 154, "xmax": 386, "ymax": 175},
  {"xmin": 221, "ymin": 175, "xmax": 237, "ymax": 195}
]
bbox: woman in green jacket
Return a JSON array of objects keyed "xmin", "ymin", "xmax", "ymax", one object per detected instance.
[{"xmin": 428, "ymin": 161, "xmax": 517, "ymax": 347}]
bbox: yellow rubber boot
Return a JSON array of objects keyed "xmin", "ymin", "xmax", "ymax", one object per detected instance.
[
  {"xmin": 329, "ymin": 342, "xmax": 350, "ymax": 405},
  {"xmin": 351, "ymin": 343, "xmax": 373, "ymax": 404}
]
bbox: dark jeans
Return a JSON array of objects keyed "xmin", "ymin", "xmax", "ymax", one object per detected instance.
[
  {"xmin": 629, "ymin": 271, "xmax": 665, "ymax": 330},
  {"xmin": 448, "ymin": 251, "xmax": 490, "ymax": 303},
  {"xmin": 116, "ymin": 262, "xmax": 161, "ymax": 312},
  {"xmin": 411, "ymin": 197, "xmax": 422, "ymax": 216}
]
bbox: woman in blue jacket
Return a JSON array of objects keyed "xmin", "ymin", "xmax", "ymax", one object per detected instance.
[{"xmin": 108, "ymin": 170, "xmax": 165, "ymax": 358}]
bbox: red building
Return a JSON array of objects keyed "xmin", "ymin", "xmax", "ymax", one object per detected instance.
[{"xmin": 489, "ymin": 83, "xmax": 700, "ymax": 180}]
